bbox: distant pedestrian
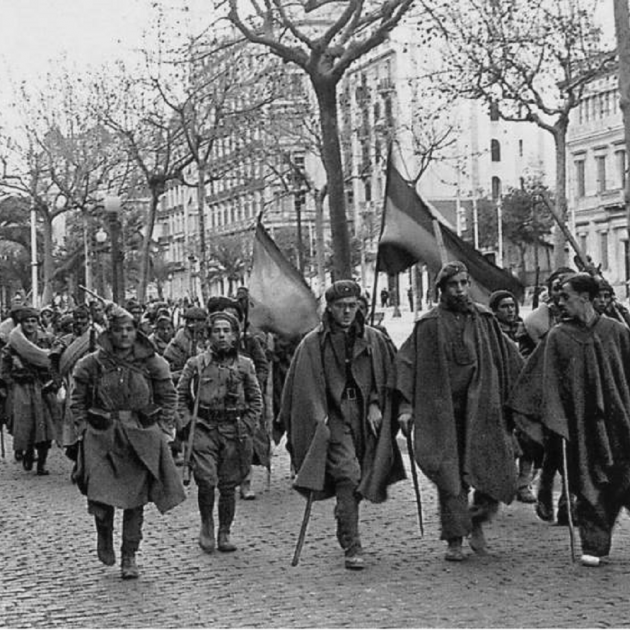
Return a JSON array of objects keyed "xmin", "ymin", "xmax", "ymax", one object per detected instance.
[
  {"xmin": 380, "ymin": 288, "xmax": 389, "ymax": 308},
  {"xmin": 276, "ymin": 280, "xmax": 405, "ymax": 570},
  {"xmin": 70, "ymin": 304, "xmax": 185, "ymax": 579}
]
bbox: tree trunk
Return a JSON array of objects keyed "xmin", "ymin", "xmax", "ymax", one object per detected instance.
[
  {"xmin": 614, "ymin": 0, "xmax": 630, "ymax": 298},
  {"xmin": 137, "ymin": 188, "xmax": 161, "ymax": 304},
  {"xmin": 553, "ymin": 123, "xmax": 569, "ymax": 268},
  {"xmin": 40, "ymin": 210, "xmax": 54, "ymax": 306},
  {"xmin": 313, "ymin": 78, "xmax": 352, "ymax": 280},
  {"xmin": 196, "ymin": 162, "xmax": 209, "ymax": 303},
  {"xmin": 314, "ymin": 187, "xmax": 327, "ymax": 292}
]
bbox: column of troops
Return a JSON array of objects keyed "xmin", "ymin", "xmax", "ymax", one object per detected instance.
[{"xmin": 0, "ymin": 262, "xmax": 629, "ymax": 580}]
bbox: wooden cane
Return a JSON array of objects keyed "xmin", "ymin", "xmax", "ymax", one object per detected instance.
[
  {"xmin": 182, "ymin": 372, "xmax": 203, "ymax": 487},
  {"xmin": 561, "ymin": 438, "xmax": 576, "ymax": 563},
  {"xmin": 291, "ymin": 491, "xmax": 314, "ymax": 566},
  {"xmin": 406, "ymin": 431, "xmax": 424, "ymax": 537}
]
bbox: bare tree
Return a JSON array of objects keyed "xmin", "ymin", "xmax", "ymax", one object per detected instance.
[
  {"xmin": 226, "ymin": 0, "xmax": 417, "ymax": 279},
  {"xmin": 93, "ymin": 63, "xmax": 194, "ymax": 303},
  {"xmin": 424, "ymin": 0, "xmax": 610, "ymax": 267},
  {"xmin": 153, "ymin": 36, "xmax": 279, "ymax": 300},
  {"xmin": 0, "ymin": 69, "xmax": 123, "ymax": 304}
]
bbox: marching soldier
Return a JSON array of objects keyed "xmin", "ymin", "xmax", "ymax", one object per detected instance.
[{"xmin": 177, "ymin": 311, "xmax": 262, "ymax": 553}]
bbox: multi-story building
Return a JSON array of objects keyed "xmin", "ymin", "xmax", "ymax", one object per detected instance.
[{"xmin": 567, "ymin": 62, "xmax": 628, "ymax": 296}]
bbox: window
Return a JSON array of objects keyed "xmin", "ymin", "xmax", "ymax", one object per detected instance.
[
  {"xmin": 491, "ymin": 176, "xmax": 502, "ymax": 200},
  {"xmin": 518, "ymin": 139, "xmax": 523, "ymax": 157},
  {"xmin": 600, "ymin": 232, "xmax": 609, "ymax": 270},
  {"xmin": 580, "ymin": 234, "xmax": 588, "ymax": 257},
  {"xmin": 596, "ymin": 155, "xmax": 607, "ymax": 193},
  {"xmin": 616, "ymin": 149, "xmax": 627, "ymax": 190},
  {"xmin": 491, "ymin": 139, "xmax": 501, "ymax": 162},
  {"xmin": 575, "ymin": 160, "xmax": 586, "ymax": 198},
  {"xmin": 489, "ymin": 101, "xmax": 500, "ymax": 121},
  {"xmin": 364, "ymin": 178, "xmax": 372, "ymax": 203}
]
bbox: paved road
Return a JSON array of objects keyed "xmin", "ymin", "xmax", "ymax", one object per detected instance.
[{"xmin": 1, "ymin": 310, "xmax": 630, "ymax": 628}]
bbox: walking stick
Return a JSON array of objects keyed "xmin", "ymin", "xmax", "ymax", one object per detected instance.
[
  {"xmin": 291, "ymin": 491, "xmax": 314, "ymax": 566},
  {"xmin": 0, "ymin": 423, "xmax": 5, "ymax": 459},
  {"xmin": 561, "ymin": 438, "xmax": 576, "ymax": 563},
  {"xmin": 406, "ymin": 431, "xmax": 424, "ymax": 537},
  {"xmin": 182, "ymin": 371, "xmax": 203, "ymax": 487}
]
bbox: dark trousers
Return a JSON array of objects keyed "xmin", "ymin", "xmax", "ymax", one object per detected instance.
[
  {"xmin": 577, "ymin": 468, "xmax": 630, "ymax": 557},
  {"xmin": 439, "ymin": 488, "xmax": 499, "ymax": 540},
  {"xmin": 89, "ymin": 500, "xmax": 144, "ymax": 555}
]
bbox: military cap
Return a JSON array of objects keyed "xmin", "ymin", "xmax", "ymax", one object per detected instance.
[
  {"xmin": 16, "ymin": 306, "xmax": 40, "ymax": 322},
  {"xmin": 183, "ymin": 306, "xmax": 208, "ymax": 321},
  {"xmin": 73, "ymin": 304, "xmax": 91, "ymax": 319},
  {"xmin": 106, "ymin": 302, "xmax": 135, "ymax": 324},
  {"xmin": 489, "ymin": 290, "xmax": 516, "ymax": 313},
  {"xmin": 207, "ymin": 310, "xmax": 240, "ymax": 333},
  {"xmin": 436, "ymin": 261, "xmax": 469, "ymax": 290},
  {"xmin": 324, "ymin": 280, "xmax": 362, "ymax": 303},
  {"xmin": 595, "ymin": 275, "xmax": 614, "ymax": 294}
]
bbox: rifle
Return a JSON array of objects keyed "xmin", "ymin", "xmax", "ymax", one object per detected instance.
[
  {"xmin": 406, "ymin": 431, "xmax": 424, "ymax": 536},
  {"xmin": 182, "ymin": 368, "xmax": 203, "ymax": 486},
  {"xmin": 532, "ymin": 266, "xmax": 541, "ymax": 309},
  {"xmin": 78, "ymin": 285, "xmax": 107, "ymax": 304}
]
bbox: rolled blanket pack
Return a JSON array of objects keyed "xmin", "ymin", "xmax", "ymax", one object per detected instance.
[{"xmin": 8, "ymin": 327, "xmax": 51, "ymax": 368}]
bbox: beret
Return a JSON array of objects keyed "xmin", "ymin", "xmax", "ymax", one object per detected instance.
[
  {"xmin": 436, "ymin": 261, "xmax": 468, "ymax": 289},
  {"xmin": 207, "ymin": 310, "xmax": 239, "ymax": 332},
  {"xmin": 206, "ymin": 296, "xmax": 243, "ymax": 321},
  {"xmin": 489, "ymin": 290, "xmax": 515, "ymax": 313},
  {"xmin": 183, "ymin": 306, "xmax": 208, "ymax": 320},
  {"xmin": 325, "ymin": 280, "xmax": 361, "ymax": 303},
  {"xmin": 595, "ymin": 276, "xmax": 614, "ymax": 294}
]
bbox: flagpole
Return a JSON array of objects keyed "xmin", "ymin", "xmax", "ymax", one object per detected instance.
[{"xmin": 370, "ymin": 143, "xmax": 396, "ymax": 326}]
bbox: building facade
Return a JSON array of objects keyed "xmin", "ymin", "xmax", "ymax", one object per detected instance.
[{"xmin": 567, "ymin": 63, "xmax": 628, "ymax": 296}]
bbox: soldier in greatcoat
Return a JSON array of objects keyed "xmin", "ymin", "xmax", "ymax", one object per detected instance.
[
  {"xmin": 70, "ymin": 305, "xmax": 185, "ymax": 579},
  {"xmin": 0, "ymin": 306, "xmax": 60, "ymax": 474},
  {"xmin": 276, "ymin": 280, "xmax": 405, "ymax": 571},
  {"xmin": 177, "ymin": 311, "xmax": 262, "ymax": 554},
  {"xmin": 395, "ymin": 262, "xmax": 521, "ymax": 561}
]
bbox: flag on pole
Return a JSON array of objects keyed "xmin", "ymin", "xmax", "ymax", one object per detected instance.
[
  {"xmin": 248, "ymin": 219, "xmax": 320, "ymax": 338},
  {"xmin": 377, "ymin": 156, "xmax": 524, "ymax": 302}
]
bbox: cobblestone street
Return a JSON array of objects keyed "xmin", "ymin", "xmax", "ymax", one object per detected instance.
[{"xmin": 1, "ymin": 311, "xmax": 630, "ymax": 628}]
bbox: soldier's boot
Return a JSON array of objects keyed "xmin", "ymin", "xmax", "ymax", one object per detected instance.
[
  {"xmin": 445, "ymin": 537, "xmax": 465, "ymax": 562},
  {"xmin": 516, "ymin": 458, "xmax": 536, "ymax": 503},
  {"xmin": 120, "ymin": 507, "xmax": 143, "ymax": 579},
  {"xmin": 556, "ymin": 489, "xmax": 579, "ymax": 527},
  {"xmin": 36, "ymin": 444, "xmax": 50, "ymax": 476},
  {"xmin": 335, "ymin": 482, "xmax": 364, "ymax": 571},
  {"xmin": 239, "ymin": 469, "xmax": 256, "ymax": 500},
  {"xmin": 197, "ymin": 484, "xmax": 216, "ymax": 553},
  {"xmin": 217, "ymin": 489, "xmax": 237, "ymax": 552},
  {"xmin": 94, "ymin": 505, "xmax": 116, "ymax": 566},
  {"xmin": 22, "ymin": 448, "xmax": 35, "ymax": 471},
  {"xmin": 469, "ymin": 522, "xmax": 488, "ymax": 556}
]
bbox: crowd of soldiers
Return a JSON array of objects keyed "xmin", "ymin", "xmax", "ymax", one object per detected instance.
[{"xmin": 1, "ymin": 261, "xmax": 630, "ymax": 580}]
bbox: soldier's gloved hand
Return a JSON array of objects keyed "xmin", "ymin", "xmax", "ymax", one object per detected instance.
[
  {"xmin": 398, "ymin": 412, "xmax": 413, "ymax": 438},
  {"xmin": 367, "ymin": 403, "xmax": 382, "ymax": 437}
]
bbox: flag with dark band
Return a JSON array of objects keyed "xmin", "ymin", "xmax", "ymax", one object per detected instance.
[
  {"xmin": 248, "ymin": 219, "xmax": 320, "ymax": 338},
  {"xmin": 377, "ymin": 159, "xmax": 524, "ymax": 302}
]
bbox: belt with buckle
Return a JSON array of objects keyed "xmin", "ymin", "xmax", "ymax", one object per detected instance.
[{"xmin": 342, "ymin": 387, "xmax": 358, "ymax": 401}]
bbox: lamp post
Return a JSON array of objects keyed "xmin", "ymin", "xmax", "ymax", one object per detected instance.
[
  {"xmin": 95, "ymin": 227, "xmax": 108, "ymax": 297},
  {"xmin": 104, "ymin": 196, "xmax": 125, "ymax": 304}
]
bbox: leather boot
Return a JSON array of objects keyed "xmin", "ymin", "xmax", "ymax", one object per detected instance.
[
  {"xmin": 217, "ymin": 489, "xmax": 237, "ymax": 552},
  {"xmin": 445, "ymin": 537, "xmax": 465, "ymax": 561},
  {"xmin": 335, "ymin": 483, "xmax": 364, "ymax": 570},
  {"xmin": 239, "ymin": 470, "xmax": 256, "ymax": 500},
  {"xmin": 95, "ymin": 507, "xmax": 116, "ymax": 566},
  {"xmin": 36, "ymin": 445, "xmax": 50, "ymax": 476},
  {"xmin": 198, "ymin": 485, "xmax": 216, "ymax": 553},
  {"xmin": 22, "ymin": 448, "xmax": 34, "ymax": 471},
  {"xmin": 120, "ymin": 507, "xmax": 143, "ymax": 578},
  {"xmin": 121, "ymin": 554, "xmax": 139, "ymax": 580}
]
